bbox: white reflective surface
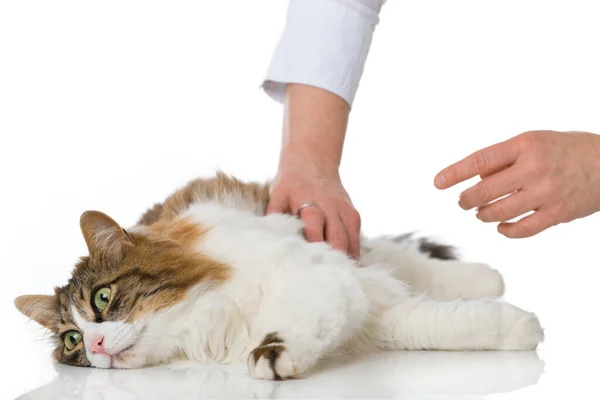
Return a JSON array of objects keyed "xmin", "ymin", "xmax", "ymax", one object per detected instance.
[{"xmin": 16, "ymin": 351, "xmax": 545, "ymax": 400}]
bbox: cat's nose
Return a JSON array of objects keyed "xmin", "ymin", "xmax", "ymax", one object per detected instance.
[{"xmin": 90, "ymin": 335, "xmax": 107, "ymax": 355}]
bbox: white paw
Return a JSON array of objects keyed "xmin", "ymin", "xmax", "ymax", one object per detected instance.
[{"xmin": 498, "ymin": 304, "xmax": 544, "ymax": 350}]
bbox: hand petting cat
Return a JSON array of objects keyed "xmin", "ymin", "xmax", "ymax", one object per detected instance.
[
  {"xmin": 266, "ymin": 157, "xmax": 361, "ymax": 260},
  {"xmin": 435, "ymin": 130, "xmax": 600, "ymax": 238},
  {"xmin": 265, "ymin": 84, "xmax": 362, "ymax": 260}
]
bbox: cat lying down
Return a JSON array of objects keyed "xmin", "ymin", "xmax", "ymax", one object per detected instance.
[{"xmin": 15, "ymin": 173, "xmax": 544, "ymax": 380}]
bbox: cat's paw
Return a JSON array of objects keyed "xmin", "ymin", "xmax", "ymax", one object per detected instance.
[
  {"xmin": 248, "ymin": 333, "xmax": 297, "ymax": 380},
  {"xmin": 498, "ymin": 304, "xmax": 544, "ymax": 350}
]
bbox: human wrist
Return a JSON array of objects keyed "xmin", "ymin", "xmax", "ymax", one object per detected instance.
[
  {"xmin": 279, "ymin": 136, "xmax": 342, "ymax": 169},
  {"xmin": 277, "ymin": 147, "xmax": 341, "ymax": 180},
  {"xmin": 278, "ymin": 84, "xmax": 348, "ymax": 175}
]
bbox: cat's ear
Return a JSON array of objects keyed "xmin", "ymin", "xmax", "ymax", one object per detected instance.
[
  {"xmin": 80, "ymin": 210, "xmax": 134, "ymax": 260},
  {"xmin": 14, "ymin": 295, "xmax": 58, "ymax": 330}
]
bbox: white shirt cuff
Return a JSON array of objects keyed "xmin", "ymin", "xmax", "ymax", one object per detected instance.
[{"xmin": 262, "ymin": 0, "xmax": 386, "ymax": 108}]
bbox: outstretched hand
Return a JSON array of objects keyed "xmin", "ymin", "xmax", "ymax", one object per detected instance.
[{"xmin": 434, "ymin": 130, "xmax": 600, "ymax": 238}]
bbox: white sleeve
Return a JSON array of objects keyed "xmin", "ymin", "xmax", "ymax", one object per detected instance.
[{"xmin": 262, "ymin": 0, "xmax": 387, "ymax": 108}]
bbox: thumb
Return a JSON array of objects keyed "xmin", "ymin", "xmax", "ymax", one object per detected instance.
[{"xmin": 265, "ymin": 194, "xmax": 289, "ymax": 215}]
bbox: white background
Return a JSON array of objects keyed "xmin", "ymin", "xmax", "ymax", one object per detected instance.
[{"xmin": 1, "ymin": 1, "xmax": 599, "ymax": 399}]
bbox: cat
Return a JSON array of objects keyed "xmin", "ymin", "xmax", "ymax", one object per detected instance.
[{"xmin": 14, "ymin": 172, "xmax": 544, "ymax": 380}]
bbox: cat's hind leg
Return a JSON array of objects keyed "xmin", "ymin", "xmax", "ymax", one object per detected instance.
[{"xmin": 369, "ymin": 296, "xmax": 543, "ymax": 351}]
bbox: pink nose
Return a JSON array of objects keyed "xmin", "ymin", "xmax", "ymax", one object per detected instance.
[{"xmin": 90, "ymin": 335, "xmax": 107, "ymax": 355}]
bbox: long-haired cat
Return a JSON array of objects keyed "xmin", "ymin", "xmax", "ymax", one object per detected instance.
[{"xmin": 15, "ymin": 173, "xmax": 543, "ymax": 380}]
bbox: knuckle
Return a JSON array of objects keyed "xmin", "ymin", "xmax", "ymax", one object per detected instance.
[
  {"xmin": 474, "ymin": 182, "xmax": 493, "ymax": 202},
  {"xmin": 473, "ymin": 150, "xmax": 490, "ymax": 171},
  {"xmin": 491, "ymin": 203, "xmax": 510, "ymax": 221},
  {"xmin": 496, "ymin": 205, "xmax": 511, "ymax": 221},
  {"xmin": 518, "ymin": 131, "xmax": 543, "ymax": 149}
]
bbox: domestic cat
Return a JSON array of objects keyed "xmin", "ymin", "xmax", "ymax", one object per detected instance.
[{"xmin": 14, "ymin": 173, "xmax": 544, "ymax": 380}]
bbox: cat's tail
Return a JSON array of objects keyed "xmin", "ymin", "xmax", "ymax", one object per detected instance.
[
  {"xmin": 360, "ymin": 232, "xmax": 458, "ymax": 262},
  {"xmin": 358, "ymin": 233, "xmax": 505, "ymax": 301}
]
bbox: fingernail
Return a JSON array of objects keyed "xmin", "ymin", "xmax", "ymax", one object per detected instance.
[{"xmin": 434, "ymin": 174, "xmax": 446, "ymax": 187}]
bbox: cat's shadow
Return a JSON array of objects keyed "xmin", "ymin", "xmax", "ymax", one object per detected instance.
[{"xmin": 16, "ymin": 350, "xmax": 545, "ymax": 400}]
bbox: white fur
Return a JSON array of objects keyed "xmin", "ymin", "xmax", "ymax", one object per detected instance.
[{"xmin": 80, "ymin": 196, "xmax": 543, "ymax": 379}]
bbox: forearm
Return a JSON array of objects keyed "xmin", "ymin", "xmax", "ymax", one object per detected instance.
[{"xmin": 279, "ymin": 84, "xmax": 350, "ymax": 173}]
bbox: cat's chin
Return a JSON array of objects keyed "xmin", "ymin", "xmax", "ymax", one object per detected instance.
[
  {"xmin": 93, "ymin": 357, "xmax": 142, "ymax": 370},
  {"xmin": 109, "ymin": 351, "xmax": 147, "ymax": 369}
]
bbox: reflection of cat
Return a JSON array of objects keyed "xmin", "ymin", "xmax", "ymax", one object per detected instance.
[
  {"xmin": 16, "ymin": 351, "xmax": 545, "ymax": 400},
  {"xmin": 15, "ymin": 173, "xmax": 543, "ymax": 380}
]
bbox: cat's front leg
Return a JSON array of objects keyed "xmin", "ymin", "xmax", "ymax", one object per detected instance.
[
  {"xmin": 246, "ymin": 307, "xmax": 351, "ymax": 381},
  {"xmin": 247, "ymin": 332, "xmax": 311, "ymax": 380},
  {"xmin": 246, "ymin": 261, "xmax": 368, "ymax": 380}
]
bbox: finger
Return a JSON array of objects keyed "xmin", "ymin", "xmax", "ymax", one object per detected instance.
[
  {"xmin": 476, "ymin": 190, "xmax": 540, "ymax": 223},
  {"xmin": 480, "ymin": 164, "xmax": 510, "ymax": 179},
  {"xmin": 497, "ymin": 208, "xmax": 559, "ymax": 238},
  {"xmin": 459, "ymin": 167, "xmax": 522, "ymax": 210},
  {"xmin": 341, "ymin": 211, "xmax": 361, "ymax": 259},
  {"xmin": 265, "ymin": 195, "xmax": 290, "ymax": 215},
  {"xmin": 434, "ymin": 138, "xmax": 520, "ymax": 189},
  {"xmin": 298, "ymin": 206, "xmax": 325, "ymax": 243},
  {"xmin": 325, "ymin": 213, "xmax": 349, "ymax": 253}
]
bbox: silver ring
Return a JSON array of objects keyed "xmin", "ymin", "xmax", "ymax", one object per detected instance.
[{"xmin": 296, "ymin": 201, "xmax": 321, "ymax": 216}]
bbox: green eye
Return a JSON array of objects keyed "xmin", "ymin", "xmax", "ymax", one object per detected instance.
[
  {"xmin": 93, "ymin": 287, "xmax": 112, "ymax": 312},
  {"xmin": 64, "ymin": 331, "xmax": 82, "ymax": 350}
]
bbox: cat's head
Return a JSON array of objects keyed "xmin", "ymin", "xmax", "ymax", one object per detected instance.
[{"xmin": 15, "ymin": 210, "xmax": 228, "ymax": 369}]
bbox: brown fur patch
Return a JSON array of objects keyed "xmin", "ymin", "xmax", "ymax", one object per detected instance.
[
  {"xmin": 147, "ymin": 217, "xmax": 207, "ymax": 248},
  {"xmin": 140, "ymin": 172, "xmax": 271, "ymax": 224},
  {"xmin": 250, "ymin": 332, "xmax": 286, "ymax": 380},
  {"xmin": 71, "ymin": 225, "xmax": 229, "ymax": 323},
  {"xmin": 260, "ymin": 333, "xmax": 284, "ymax": 346},
  {"xmin": 137, "ymin": 203, "xmax": 164, "ymax": 226}
]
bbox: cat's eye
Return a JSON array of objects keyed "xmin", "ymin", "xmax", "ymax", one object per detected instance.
[
  {"xmin": 93, "ymin": 287, "xmax": 112, "ymax": 312},
  {"xmin": 64, "ymin": 331, "xmax": 82, "ymax": 350}
]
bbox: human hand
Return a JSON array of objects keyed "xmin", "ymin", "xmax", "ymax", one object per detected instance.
[
  {"xmin": 266, "ymin": 155, "xmax": 361, "ymax": 259},
  {"xmin": 434, "ymin": 130, "xmax": 600, "ymax": 238}
]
